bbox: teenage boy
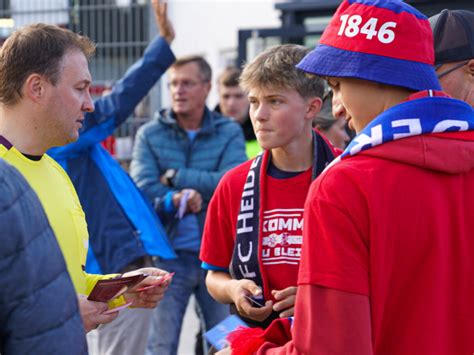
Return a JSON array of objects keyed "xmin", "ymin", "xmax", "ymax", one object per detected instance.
[
  {"xmin": 225, "ymin": 0, "xmax": 474, "ymax": 354},
  {"xmin": 215, "ymin": 66, "xmax": 260, "ymax": 157},
  {"xmin": 200, "ymin": 44, "xmax": 336, "ymax": 328}
]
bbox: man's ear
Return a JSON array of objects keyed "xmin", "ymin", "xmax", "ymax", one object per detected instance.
[
  {"xmin": 23, "ymin": 74, "xmax": 47, "ymax": 103},
  {"xmin": 467, "ymin": 59, "xmax": 474, "ymax": 75},
  {"xmin": 305, "ymin": 96, "xmax": 323, "ymax": 121}
]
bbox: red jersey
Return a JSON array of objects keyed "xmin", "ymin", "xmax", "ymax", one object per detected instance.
[
  {"xmin": 200, "ymin": 158, "xmax": 312, "ymax": 301},
  {"xmin": 298, "ymin": 131, "xmax": 474, "ymax": 354}
]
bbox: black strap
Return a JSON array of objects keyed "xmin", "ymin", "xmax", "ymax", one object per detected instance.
[
  {"xmin": 0, "ymin": 135, "xmax": 43, "ymax": 160},
  {"xmin": 0, "ymin": 135, "xmax": 13, "ymax": 149},
  {"xmin": 229, "ymin": 153, "xmax": 265, "ymax": 291},
  {"xmin": 312, "ymin": 130, "xmax": 335, "ymax": 179}
]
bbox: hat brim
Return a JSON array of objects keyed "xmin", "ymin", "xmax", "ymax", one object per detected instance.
[{"xmin": 296, "ymin": 44, "xmax": 441, "ymax": 92}]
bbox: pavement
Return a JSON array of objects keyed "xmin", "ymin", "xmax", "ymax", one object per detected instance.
[
  {"xmin": 178, "ymin": 296, "xmax": 202, "ymax": 355},
  {"xmin": 87, "ymin": 295, "xmax": 202, "ymax": 355}
]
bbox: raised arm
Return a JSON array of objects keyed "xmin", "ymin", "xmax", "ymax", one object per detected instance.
[
  {"xmin": 85, "ymin": 0, "xmax": 175, "ymax": 132},
  {"xmin": 48, "ymin": 0, "xmax": 176, "ymax": 159}
]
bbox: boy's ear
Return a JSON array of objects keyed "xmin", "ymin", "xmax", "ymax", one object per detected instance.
[
  {"xmin": 467, "ymin": 59, "xmax": 474, "ymax": 75},
  {"xmin": 305, "ymin": 97, "xmax": 323, "ymax": 121}
]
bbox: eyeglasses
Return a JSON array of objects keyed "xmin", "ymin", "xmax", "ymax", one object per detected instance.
[
  {"xmin": 436, "ymin": 61, "xmax": 469, "ymax": 79},
  {"xmin": 168, "ymin": 80, "xmax": 208, "ymax": 90}
]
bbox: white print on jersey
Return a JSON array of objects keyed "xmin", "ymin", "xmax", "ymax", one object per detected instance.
[{"xmin": 261, "ymin": 208, "xmax": 303, "ymax": 266}]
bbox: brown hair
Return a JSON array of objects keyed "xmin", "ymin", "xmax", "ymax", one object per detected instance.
[
  {"xmin": 0, "ymin": 23, "xmax": 96, "ymax": 106},
  {"xmin": 217, "ymin": 66, "xmax": 241, "ymax": 87},
  {"xmin": 313, "ymin": 90, "xmax": 337, "ymax": 130},
  {"xmin": 170, "ymin": 55, "xmax": 212, "ymax": 82},
  {"xmin": 240, "ymin": 44, "xmax": 324, "ymax": 99}
]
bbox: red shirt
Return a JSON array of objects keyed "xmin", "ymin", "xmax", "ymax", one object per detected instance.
[
  {"xmin": 200, "ymin": 159, "xmax": 312, "ymax": 301},
  {"xmin": 298, "ymin": 132, "xmax": 474, "ymax": 354},
  {"xmin": 236, "ymin": 132, "xmax": 474, "ymax": 355}
]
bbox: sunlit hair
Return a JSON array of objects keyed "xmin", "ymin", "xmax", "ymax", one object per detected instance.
[
  {"xmin": 0, "ymin": 23, "xmax": 95, "ymax": 106},
  {"xmin": 240, "ymin": 44, "xmax": 324, "ymax": 99}
]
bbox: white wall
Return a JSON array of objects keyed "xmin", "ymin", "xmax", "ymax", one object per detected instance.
[{"xmin": 162, "ymin": 0, "xmax": 281, "ymax": 108}]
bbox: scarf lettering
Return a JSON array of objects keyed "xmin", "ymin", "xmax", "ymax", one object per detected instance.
[
  {"xmin": 340, "ymin": 95, "xmax": 474, "ymax": 161},
  {"xmin": 350, "ymin": 124, "xmax": 383, "ymax": 155},
  {"xmin": 433, "ymin": 120, "xmax": 469, "ymax": 133},
  {"xmin": 392, "ymin": 118, "xmax": 422, "ymax": 139}
]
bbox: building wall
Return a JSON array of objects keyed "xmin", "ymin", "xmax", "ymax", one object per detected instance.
[
  {"xmin": 162, "ymin": 0, "xmax": 281, "ymax": 108},
  {"xmin": 0, "ymin": 0, "xmax": 281, "ymax": 147}
]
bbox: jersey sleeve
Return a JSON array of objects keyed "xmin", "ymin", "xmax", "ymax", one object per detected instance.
[
  {"xmin": 254, "ymin": 285, "xmax": 372, "ymax": 354},
  {"xmin": 84, "ymin": 272, "xmax": 127, "ymax": 308}
]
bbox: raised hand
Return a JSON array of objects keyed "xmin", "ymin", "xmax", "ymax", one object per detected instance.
[{"xmin": 152, "ymin": 0, "xmax": 175, "ymax": 44}]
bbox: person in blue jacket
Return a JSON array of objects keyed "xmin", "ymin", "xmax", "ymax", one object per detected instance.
[
  {"xmin": 48, "ymin": 1, "xmax": 176, "ymax": 353},
  {"xmin": 0, "ymin": 159, "xmax": 87, "ymax": 355},
  {"xmin": 131, "ymin": 53, "xmax": 247, "ymax": 355}
]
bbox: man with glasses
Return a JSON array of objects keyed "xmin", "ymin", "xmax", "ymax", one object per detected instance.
[
  {"xmin": 430, "ymin": 9, "xmax": 474, "ymax": 107},
  {"xmin": 131, "ymin": 55, "xmax": 247, "ymax": 354}
]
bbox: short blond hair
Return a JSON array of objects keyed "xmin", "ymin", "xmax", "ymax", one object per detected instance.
[{"xmin": 240, "ymin": 44, "xmax": 324, "ymax": 99}]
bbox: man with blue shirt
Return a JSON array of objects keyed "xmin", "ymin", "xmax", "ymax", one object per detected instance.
[{"xmin": 131, "ymin": 55, "xmax": 247, "ymax": 355}]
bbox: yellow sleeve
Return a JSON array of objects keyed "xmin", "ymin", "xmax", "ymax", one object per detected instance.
[{"xmin": 85, "ymin": 272, "xmax": 127, "ymax": 308}]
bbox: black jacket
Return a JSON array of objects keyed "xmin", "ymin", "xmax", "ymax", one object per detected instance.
[{"xmin": 214, "ymin": 104, "xmax": 256, "ymax": 141}]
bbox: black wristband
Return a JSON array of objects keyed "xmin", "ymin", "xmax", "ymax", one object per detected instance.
[{"xmin": 164, "ymin": 169, "xmax": 177, "ymax": 187}]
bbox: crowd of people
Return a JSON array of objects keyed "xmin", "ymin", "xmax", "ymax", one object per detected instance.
[{"xmin": 1, "ymin": 0, "xmax": 473, "ymax": 354}]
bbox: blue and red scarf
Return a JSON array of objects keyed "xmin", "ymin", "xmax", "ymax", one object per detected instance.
[{"xmin": 329, "ymin": 91, "xmax": 474, "ymax": 169}]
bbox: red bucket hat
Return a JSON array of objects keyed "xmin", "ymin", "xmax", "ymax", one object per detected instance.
[{"xmin": 297, "ymin": 0, "xmax": 441, "ymax": 91}]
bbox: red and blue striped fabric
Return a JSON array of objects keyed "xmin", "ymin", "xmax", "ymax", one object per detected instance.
[{"xmin": 297, "ymin": 0, "xmax": 441, "ymax": 91}]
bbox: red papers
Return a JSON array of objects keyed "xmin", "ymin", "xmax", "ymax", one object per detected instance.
[
  {"xmin": 135, "ymin": 272, "xmax": 174, "ymax": 292},
  {"xmin": 103, "ymin": 301, "xmax": 133, "ymax": 314}
]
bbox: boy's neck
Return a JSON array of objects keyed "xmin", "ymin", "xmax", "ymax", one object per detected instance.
[{"xmin": 270, "ymin": 131, "xmax": 313, "ymax": 172}]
